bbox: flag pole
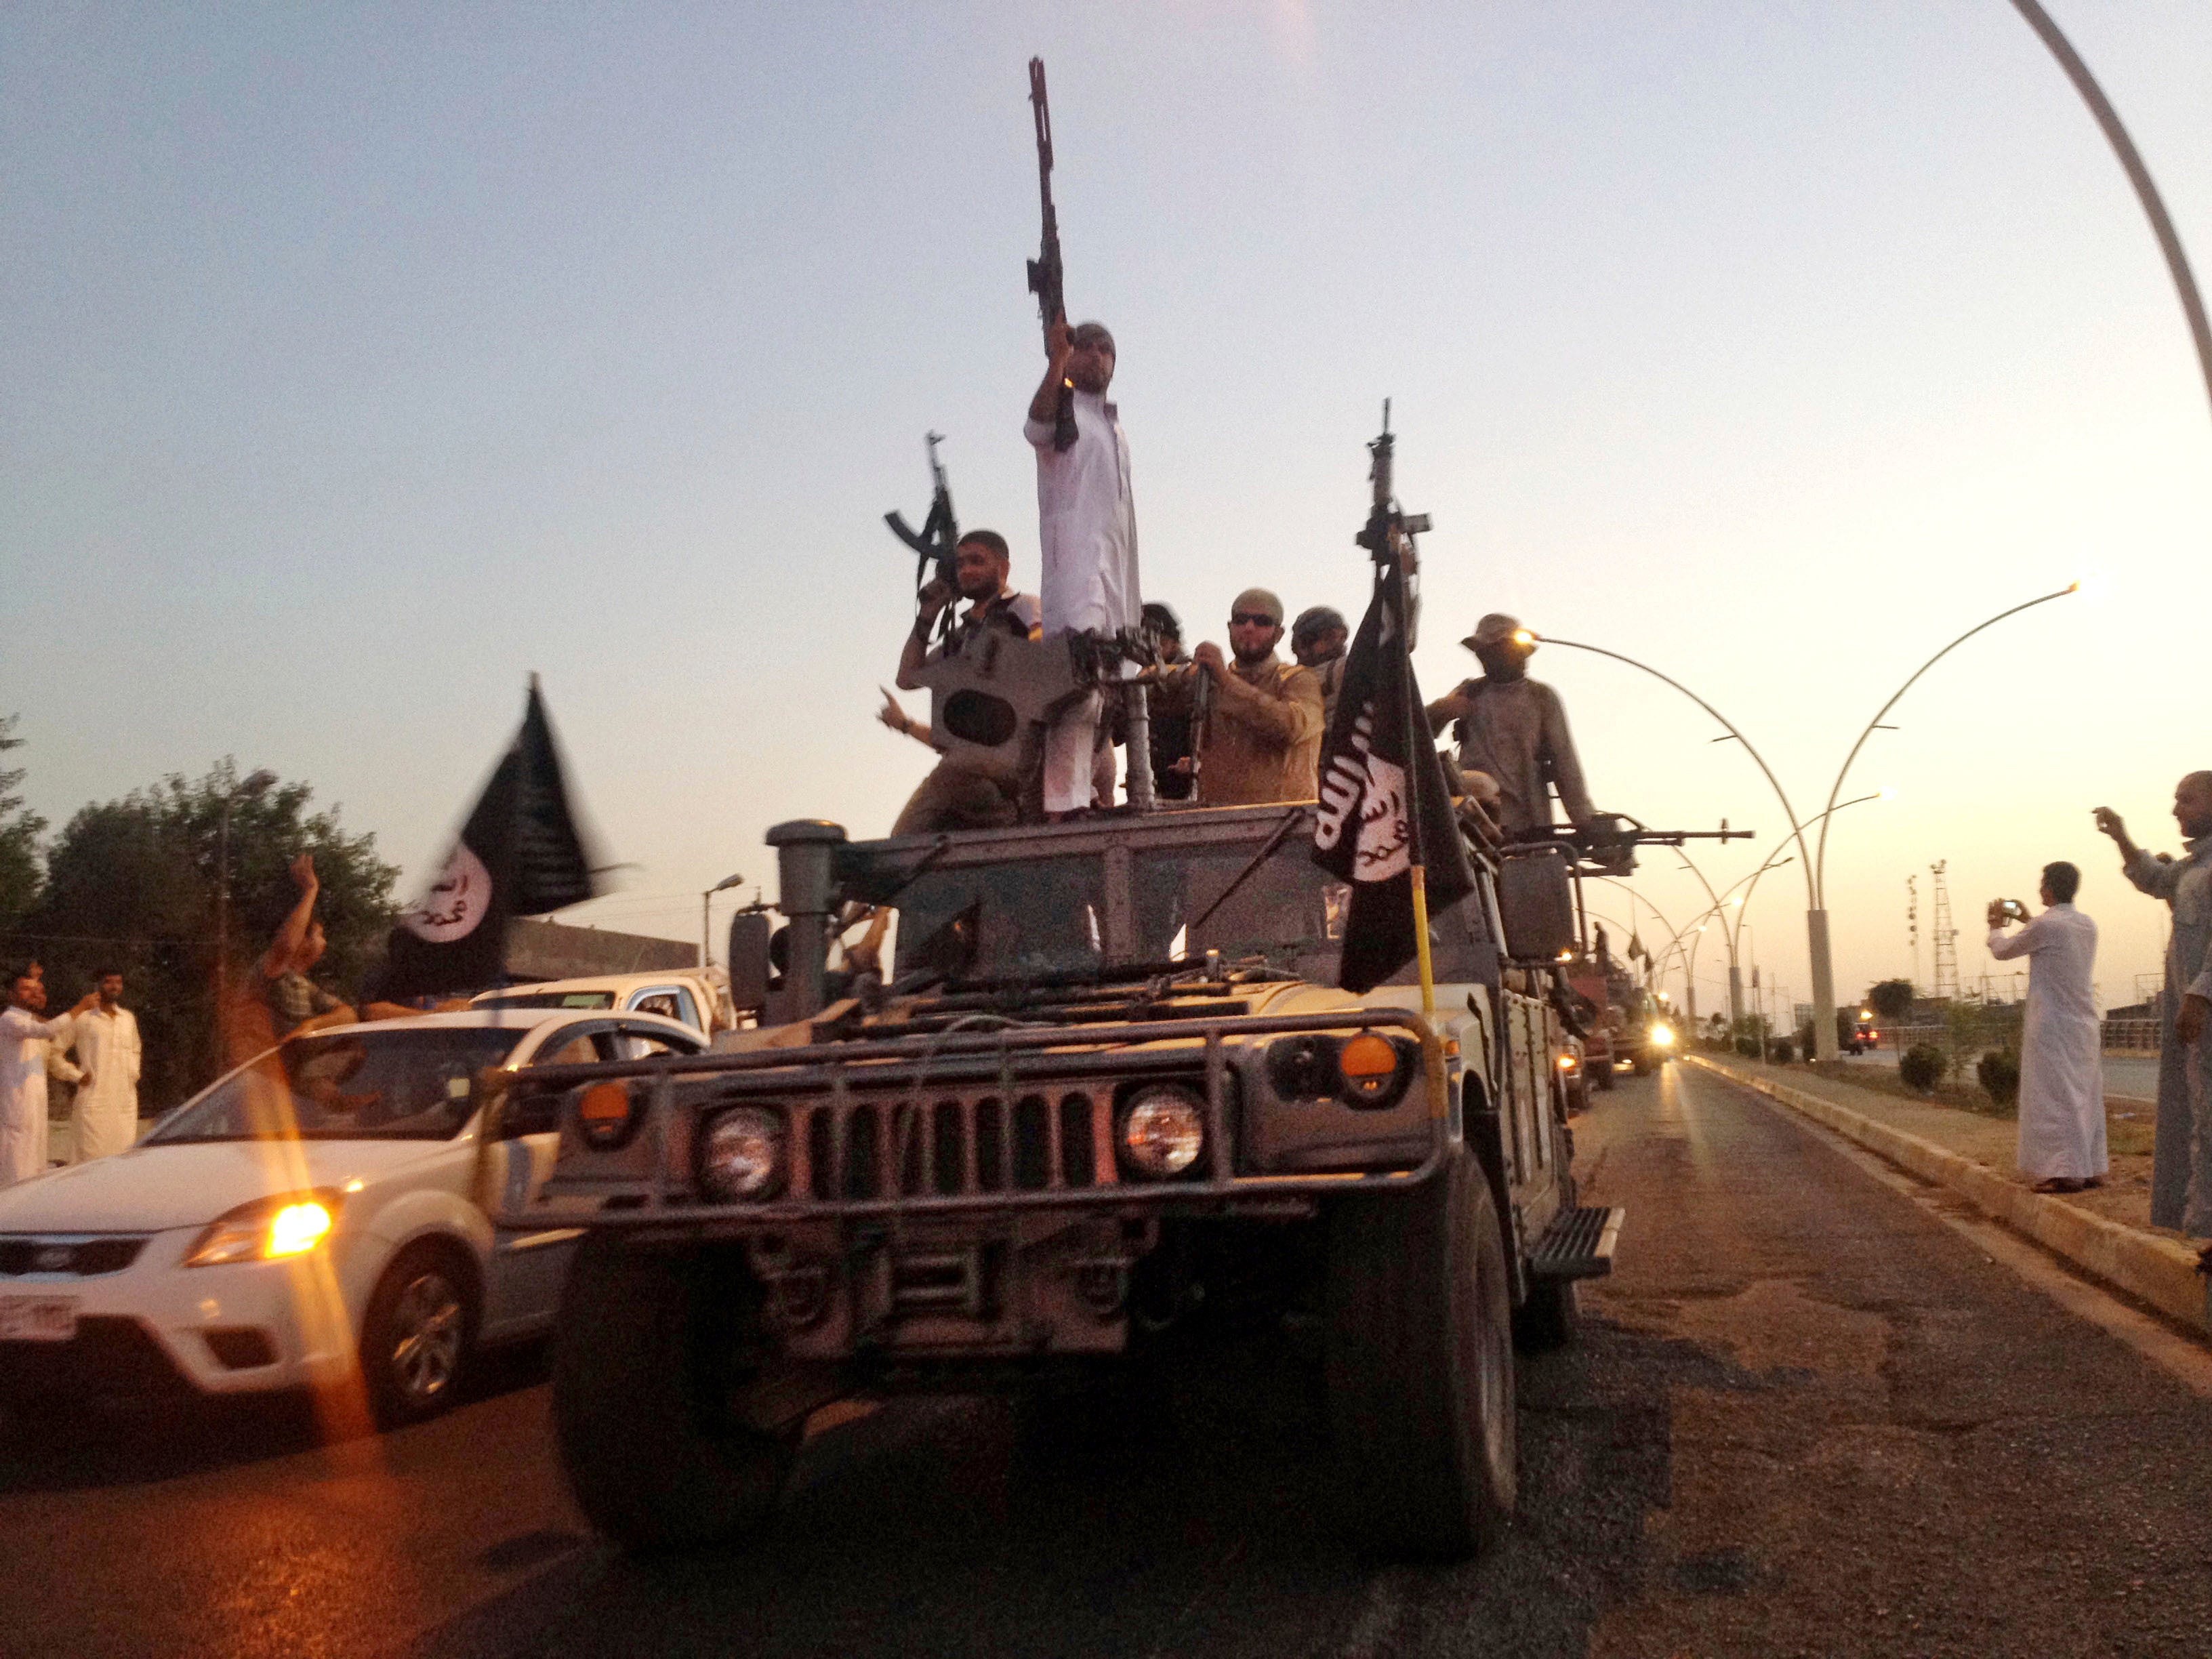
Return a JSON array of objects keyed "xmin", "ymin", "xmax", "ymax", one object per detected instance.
[{"xmin": 1363, "ymin": 403, "xmax": 1436, "ymax": 1019}]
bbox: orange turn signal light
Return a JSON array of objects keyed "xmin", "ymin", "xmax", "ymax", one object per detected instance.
[
  {"xmin": 577, "ymin": 1081, "xmax": 635, "ymax": 1148},
  {"xmin": 1338, "ymin": 1033, "xmax": 1401, "ymax": 1103}
]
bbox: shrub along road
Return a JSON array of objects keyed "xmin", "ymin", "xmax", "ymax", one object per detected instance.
[{"xmin": 1, "ymin": 1063, "xmax": 2207, "ymax": 1658}]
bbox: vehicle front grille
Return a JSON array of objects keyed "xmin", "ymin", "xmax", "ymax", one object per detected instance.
[
  {"xmin": 0, "ymin": 1237, "xmax": 149, "ymax": 1277},
  {"xmin": 792, "ymin": 1089, "xmax": 1122, "ymax": 1201}
]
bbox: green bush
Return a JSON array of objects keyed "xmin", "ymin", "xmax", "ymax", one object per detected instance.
[
  {"xmin": 1899, "ymin": 1044, "xmax": 1945, "ymax": 1092},
  {"xmin": 1978, "ymin": 1049, "xmax": 2021, "ymax": 1107},
  {"xmin": 1734, "ymin": 1036, "xmax": 1761, "ymax": 1059},
  {"xmin": 1767, "ymin": 1038, "xmax": 1796, "ymax": 1064}
]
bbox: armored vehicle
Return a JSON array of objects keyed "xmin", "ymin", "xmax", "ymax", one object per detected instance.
[{"xmin": 489, "ymin": 803, "xmax": 1623, "ymax": 1559}]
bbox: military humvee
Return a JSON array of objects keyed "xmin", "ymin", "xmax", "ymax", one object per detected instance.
[{"xmin": 490, "ymin": 802, "xmax": 1622, "ymax": 1559}]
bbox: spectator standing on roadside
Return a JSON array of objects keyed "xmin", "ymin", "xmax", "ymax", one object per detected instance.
[
  {"xmin": 0, "ymin": 970, "xmax": 98, "ymax": 1186},
  {"xmin": 1986, "ymin": 865, "xmax": 2106, "ymax": 1194},
  {"xmin": 62, "ymin": 968, "xmax": 142, "ymax": 1162},
  {"xmin": 261, "ymin": 855, "xmax": 354, "ymax": 1040},
  {"xmin": 2095, "ymin": 773, "xmax": 2212, "ymax": 1238}
]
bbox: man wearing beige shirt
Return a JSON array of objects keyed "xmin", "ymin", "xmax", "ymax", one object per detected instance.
[{"xmin": 1158, "ymin": 588, "xmax": 1324, "ymax": 807}]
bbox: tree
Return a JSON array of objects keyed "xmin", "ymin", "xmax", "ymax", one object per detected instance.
[
  {"xmin": 1866, "ymin": 979, "xmax": 1915, "ymax": 1023},
  {"xmin": 27, "ymin": 761, "xmax": 399, "ymax": 1107},
  {"xmin": 0, "ymin": 715, "xmax": 44, "ymax": 927}
]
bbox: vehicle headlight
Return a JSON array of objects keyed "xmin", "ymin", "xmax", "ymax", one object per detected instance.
[
  {"xmin": 1336, "ymin": 1032, "xmax": 1414, "ymax": 1108},
  {"xmin": 185, "ymin": 1192, "xmax": 340, "ymax": 1267},
  {"xmin": 699, "ymin": 1107, "xmax": 785, "ymax": 1201},
  {"xmin": 1556, "ymin": 1051, "xmax": 1579, "ymax": 1073},
  {"xmin": 1120, "ymin": 1087, "xmax": 1206, "ymax": 1178},
  {"xmin": 1649, "ymin": 1025, "xmax": 1675, "ymax": 1048}
]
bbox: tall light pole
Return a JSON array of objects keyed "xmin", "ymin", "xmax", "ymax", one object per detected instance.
[
  {"xmin": 2007, "ymin": 0, "xmax": 2212, "ymax": 426},
  {"xmin": 1675, "ymin": 791, "xmax": 1884, "ymax": 1036},
  {"xmin": 701, "ymin": 872, "xmax": 746, "ymax": 968},
  {"xmin": 213, "ymin": 766, "xmax": 278, "ymax": 1053},
  {"xmin": 1805, "ymin": 590, "xmax": 2074, "ymax": 1063}
]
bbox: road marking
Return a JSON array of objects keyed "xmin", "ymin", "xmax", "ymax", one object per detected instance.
[{"xmin": 1715, "ymin": 1071, "xmax": 2212, "ymax": 1399}]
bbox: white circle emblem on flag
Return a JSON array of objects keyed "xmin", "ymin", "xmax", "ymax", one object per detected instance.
[{"xmin": 401, "ymin": 842, "xmax": 493, "ymax": 943}]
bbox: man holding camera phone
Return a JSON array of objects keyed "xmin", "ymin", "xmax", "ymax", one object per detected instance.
[{"xmin": 1987, "ymin": 864, "xmax": 2106, "ymax": 1195}]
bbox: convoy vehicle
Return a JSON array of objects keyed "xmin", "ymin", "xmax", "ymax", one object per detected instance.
[
  {"xmin": 495, "ymin": 803, "xmax": 1625, "ymax": 1560},
  {"xmin": 0, "ymin": 1008, "xmax": 702, "ymax": 1425},
  {"xmin": 474, "ymin": 970, "xmax": 737, "ymax": 1038}
]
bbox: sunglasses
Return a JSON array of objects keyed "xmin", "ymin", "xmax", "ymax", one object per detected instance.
[{"xmin": 1229, "ymin": 611, "xmax": 1277, "ymax": 628}]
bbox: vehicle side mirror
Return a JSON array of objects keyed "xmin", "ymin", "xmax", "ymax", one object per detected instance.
[
  {"xmin": 1498, "ymin": 848, "xmax": 1576, "ymax": 963},
  {"xmin": 726, "ymin": 912, "xmax": 774, "ymax": 1015}
]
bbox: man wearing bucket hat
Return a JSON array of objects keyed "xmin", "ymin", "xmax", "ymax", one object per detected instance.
[
  {"xmin": 1426, "ymin": 613, "xmax": 1596, "ymax": 840},
  {"xmin": 1155, "ymin": 587, "xmax": 1324, "ymax": 806}
]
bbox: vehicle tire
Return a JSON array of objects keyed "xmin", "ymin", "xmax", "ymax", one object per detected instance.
[
  {"xmin": 361, "ymin": 1241, "xmax": 478, "ymax": 1429},
  {"xmin": 1594, "ymin": 1058, "xmax": 1617, "ymax": 1092},
  {"xmin": 552, "ymin": 1235, "xmax": 796, "ymax": 1553},
  {"xmin": 1631, "ymin": 1053, "xmax": 1654, "ymax": 1076},
  {"xmin": 1513, "ymin": 1274, "xmax": 1579, "ymax": 1353},
  {"xmin": 1324, "ymin": 1151, "xmax": 1516, "ymax": 1560}
]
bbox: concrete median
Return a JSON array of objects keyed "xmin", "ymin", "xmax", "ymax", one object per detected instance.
[{"xmin": 1685, "ymin": 1052, "xmax": 2212, "ymax": 1338}]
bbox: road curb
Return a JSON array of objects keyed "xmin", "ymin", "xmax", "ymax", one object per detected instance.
[{"xmin": 1685, "ymin": 1053, "xmax": 2211, "ymax": 1338}]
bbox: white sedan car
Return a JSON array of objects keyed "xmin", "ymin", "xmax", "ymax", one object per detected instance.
[{"xmin": 0, "ymin": 1008, "xmax": 700, "ymax": 1426}]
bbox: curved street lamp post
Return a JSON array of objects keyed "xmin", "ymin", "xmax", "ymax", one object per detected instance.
[{"xmin": 1541, "ymin": 588, "xmax": 2065, "ymax": 1063}]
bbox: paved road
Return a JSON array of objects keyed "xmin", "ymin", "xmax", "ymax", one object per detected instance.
[
  {"xmin": 4, "ymin": 1064, "xmax": 2209, "ymax": 1658},
  {"xmin": 1849, "ymin": 1047, "xmax": 2161, "ymax": 1101}
]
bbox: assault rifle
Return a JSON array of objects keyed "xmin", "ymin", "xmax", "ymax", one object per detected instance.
[
  {"xmin": 883, "ymin": 431, "xmax": 960, "ymax": 642},
  {"xmin": 1025, "ymin": 57, "xmax": 1078, "ymax": 453}
]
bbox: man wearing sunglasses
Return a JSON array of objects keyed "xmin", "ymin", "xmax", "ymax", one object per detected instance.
[{"xmin": 1160, "ymin": 588, "xmax": 1324, "ymax": 807}]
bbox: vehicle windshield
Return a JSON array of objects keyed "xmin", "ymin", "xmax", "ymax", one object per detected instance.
[
  {"xmin": 476, "ymin": 991, "xmax": 616, "ymax": 1010},
  {"xmin": 893, "ymin": 855, "xmax": 1108, "ymax": 981},
  {"xmin": 148, "ymin": 1027, "xmax": 529, "ymax": 1143},
  {"xmin": 1132, "ymin": 841, "xmax": 1347, "ymax": 981}
]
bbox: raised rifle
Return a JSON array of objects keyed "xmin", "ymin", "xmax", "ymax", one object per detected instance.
[
  {"xmin": 883, "ymin": 431, "xmax": 960, "ymax": 642},
  {"xmin": 1025, "ymin": 57, "xmax": 1078, "ymax": 453}
]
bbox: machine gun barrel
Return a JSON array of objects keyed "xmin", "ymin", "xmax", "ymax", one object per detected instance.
[{"xmin": 1025, "ymin": 58, "xmax": 1078, "ymax": 453}]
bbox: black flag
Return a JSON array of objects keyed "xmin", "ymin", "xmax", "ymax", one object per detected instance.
[
  {"xmin": 379, "ymin": 680, "xmax": 600, "ymax": 999},
  {"xmin": 1311, "ymin": 561, "xmax": 1474, "ymax": 994}
]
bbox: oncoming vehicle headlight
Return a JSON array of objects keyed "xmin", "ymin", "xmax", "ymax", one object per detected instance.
[
  {"xmin": 1648, "ymin": 1024, "xmax": 1675, "ymax": 1048},
  {"xmin": 699, "ymin": 1107, "xmax": 786, "ymax": 1201},
  {"xmin": 185, "ymin": 1193, "xmax": 340, "ymax": 1267},
  {"xmin": 1120, "ymin": 1087, "xmax": 1206, "ymax": 1179}
]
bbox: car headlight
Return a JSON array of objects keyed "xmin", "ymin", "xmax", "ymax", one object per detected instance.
[
  {"xmin": 1649, "ymin": 1025, "xmax": 1675, "ymax": 1048},
  {"xmin": 1120, "ymin": 1087, "xmax": 1206, "ymax": 1178},
  {"xmin": 1556, "ymin": 1051, "xmax": 1579, "ymax": 1073},
  {"xmin": 1336, "ymin": 1032, "xmax": 1414, "ymax": 1108},
  {"xmin": 184, "ymin": 1192, "xmax": 341, "ymax": 1267},
  {"xmin": 699, "ymin": 1107, "xmax": 785, "ymax": 1201}
]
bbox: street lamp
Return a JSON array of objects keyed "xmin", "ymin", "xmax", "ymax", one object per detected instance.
[
  {"xmin": 701, "ymin": 872, "xmax": 746, "ymax": 968},
  {"xmin": 213, "ymin": 767, "xmax": 279, "ymax": 1052},
  {"xmin": 1675, "ymin": 791, "xmax": 1883, "ymax": 1031},
  {"xmin": 1544, "ymin": 606, "xmax": 2055, "ymax": 1063},
  {"xmin": 1804, "ymin": 588, "xmax": 2074, "ymax": 1061}
]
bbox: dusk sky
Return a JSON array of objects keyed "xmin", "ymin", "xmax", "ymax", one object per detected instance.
[{"xmin": 5, "ymin": 2, "xmax": 2208, "ymax": 1016}]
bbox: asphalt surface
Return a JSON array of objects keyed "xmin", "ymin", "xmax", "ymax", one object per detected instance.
[{"xmin": 4, "ymin": 1063, "xmax": 2210, "ymax": 1659}]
